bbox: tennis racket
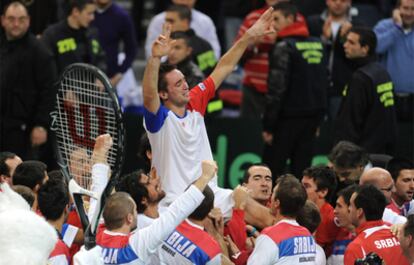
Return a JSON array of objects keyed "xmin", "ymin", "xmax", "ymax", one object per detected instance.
[{"xmin": 50, "ymin": 63, "xmax": 125, "ymax": 249}]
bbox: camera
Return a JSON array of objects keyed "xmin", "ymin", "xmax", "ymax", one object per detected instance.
[{"xmin": 354, "ymin": 252, "xmax": 384, "ymax": 265}]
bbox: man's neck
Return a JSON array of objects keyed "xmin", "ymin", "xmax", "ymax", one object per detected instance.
[
  {"xmin": 188, "ymin": 218, "xmax": 205, "ymax": 228},
  {"xmin": 143, "ymin": 203, "xmax": 159, "ymax": 219},
  {"xmin": 315, "ymin": 198, "xmax": 326, "ymax": 210},
  {"xmin": 48, "ymin": 216, "xmax": 65, "ymax": 233},
  {"xmin": 328, "ymin": 10, "xmax": 348, "ymax": 22},
  {"xmin": 165, "ymin": 102, "xmax": 186, "ymax": 117},
  {"xmin": 67, "ymin": 16, "xmax": 80, "ymax": 30},
  {"xmin": 392, "ymin": 194, "xmax": 406, "ymax": 207},
  {"xmin": 109, "ymin": 224, "xmax": 130, "ymax": 234}
]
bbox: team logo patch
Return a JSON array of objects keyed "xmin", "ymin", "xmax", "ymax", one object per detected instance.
[{"xmin": 198, "ymin": 83, "xmax": 206, "ymax": 91}]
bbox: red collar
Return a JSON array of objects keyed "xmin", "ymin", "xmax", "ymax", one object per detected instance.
[{"xmin": 356, "ymin": 220, "xmax": 386, "ymax": 235}]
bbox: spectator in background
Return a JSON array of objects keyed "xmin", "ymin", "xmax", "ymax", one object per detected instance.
[
  {"xmin": 168, "ymin": 31, "xmax": 205, "ymax": 88},
  {"xmin": 398, "ymin": 215, "xmax": 414, "ymax": 264},
  {"xmin": 241, "ymin": 163, "xmax": 273, "ymax": 206},
  {"xmin": 0, "ymin": 2, "xmax": 57, "ymax": 165},
  {"xmin": 262, "ymin": 2, "xmax": 328, "ymax": 178},
  {"xmin": 41, "ymin": 0, "xmax": 106, "ymax": 73},
  {"xmin": 301, "ymin": 166, "xmax": 339, "ymax": 255},
  {"xmin": 344, "ymin": 184, "xmax": 410, "ymax": 265},
  {"xmin": 334, "ymin": 27, "xmax": 397, "ymax": 155},
  {"xmin": 307, "ymin": 0, "xmax": 361, "ymax": 119},
  {"xmin": 145, "ymin": 0, "xmax": 221, "ymax": 60},
  {"xmin": 92, "ymin": 0, "xmax": 137, "ymax": 87},
  {"xmin": 0, "ymin": 151, "xmax": 22, "ymax": 185},
  {"xmin": 374, "ymin": 0, "xmax": 414, "ymax": 123},
  {"xmin": 237, "ymin": 0, "xmax": 279, "ymax": 120},
  {"xmin": 386, "ymin": 158, "xmax": 414, "ymax": 216},
  {"xmin": 166, "ymin": 4, "xmax": 217, "ymax": 76}
]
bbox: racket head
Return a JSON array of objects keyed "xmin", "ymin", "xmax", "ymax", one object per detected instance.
[{"xmin": 50, "ymin": 63, "xmax": 125, "ymax": 246}]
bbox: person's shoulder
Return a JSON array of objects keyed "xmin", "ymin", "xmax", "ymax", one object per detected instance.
[
  {"xmin": 192, "ymin": 9, "xmax": 214, "ymax": 24},
  {"xmin": 149, "ymin": 11, "xmax": 166, "ymax": 25},
  {"xmin": 375, "ymin": 18, "xmax": 394, "ymax": 28}
]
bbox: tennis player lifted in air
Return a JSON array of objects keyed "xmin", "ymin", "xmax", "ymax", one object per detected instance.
[{"xmin": 142, "ymin": 7, "xmax": 276, "ymax": 227}]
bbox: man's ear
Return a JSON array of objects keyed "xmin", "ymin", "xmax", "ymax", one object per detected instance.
[
  {"xmin": 318, "ymin": 188, "xmax": 328, "ymax": 199},
  {"xmin": 141, "ymin": 197, "xmax": 148, "ymax": 206},
  {"xmin": 126, "ymin": 212, "xmax": 134, "ymax": 224},
  {"xmin": 361, "ymin": 45, "xmax": 369, "ymax": 56},
  {"xmin": 159, "ymin": 91, "xmax": 168, "ymax": 101}
]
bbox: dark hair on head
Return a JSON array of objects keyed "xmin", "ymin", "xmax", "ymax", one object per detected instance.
[
  {"xmin": 158, "ymin": 63, "xmax": 177, "ymax": 93},
  {"xmin": 296, "ymin": 200, "xmax": 321, "ymax": 234},
  {"xmin": 0, "ymin": 151, "xmax": 17, "ymax": 177},
  {"xmin": 38, "ymin": 179, "xmax": 69, "ymax": 221},
  {"xmin": 349, "ymin": 27, "xmax": 377, "ymax": 56},
  {"xmin": 403, "ymin": 214, "xmax": 414, "ymax": 238},
  {"xmin": 274, "ymin": 175, "xmax": 307, "ymax": 218},
  {"xmin": 272, "ymin": 2, "xmax": 298, "ymax": 20},
  {"xmin": 329, "ymin": 141, "xmax": 369, "ymax": 169},
  {"xmin": 138, "ymin": 133, "xmax": 151, "ymax": 172},
  {"xmin": 2, "ymin": 1, "xmax": 28, "ymax": 16},
  {"xmin": 337, "ymin": 184, "xmax": 358, "ymax": 205},
  {"xmin": 386, "ymin": 157, "xmax": 414, "ymax": 181},
  {"xmin": 242, "ymin": 163, "xmax": 271, "ymax": 184},
  {"xmin": 303, "ymin": 165, "xmax": 337, "ymax": 201},
  {"xmin": 354, "ymin": 185, "xmax": 387, "ymax": 221},
  {"xmin": 189, "ymin": 185, "xmax": 215, "ymax": 221},
  {"xmin": 12, "ymin": 185, "xmax": 35, "ymax": 208},
  {"xmin": 48, "ymin": 170, "xmax": 68, "ymax": 186},
  {"xmin": 166, "ymin": 4, "xmax": 192, "ymax": 22},
  {"xmin": 170, "ymin": 31, "xmax": 191, "ymax": 47},
  {"xmin": 117, "ymin": 170, "xmax": 149, "ymax": 213},
  {"xmin": 13, "ymin": 161, "xmax": 47, "ymax": 190},
  {"xmin": 103, "ymin": 192, "xmax": 135, "ymax": 230},
  {"xmin": 63, "ymin": 0, "xmax": 95, "ymax": 17}
]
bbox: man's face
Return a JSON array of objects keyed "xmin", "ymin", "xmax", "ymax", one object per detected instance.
[
  {"xmin": 270, "ymin": 185, "xmax": 280, "ymax": 215},
  {"xmin": 400, "ymin": 0, "xmax": 414, "ymax": 28},
  {"xmin": 394, "ymin": 169, "xmax": 414, "ymax": 203},
  {"xmin": 129, "ymin": 198, "xmax": 138, "ymax": 231},
  {"xmin": 301, "ymin": 176, "xmax": 320, "ymax": 204},
  {"xmin": 272, "ymin": 10, "xmax": 294, "ymax": 32},
  {"xmin": 172, "ymin": 0, "xmax": 196, "ymax": 8},
  {"xmin": 349, "ymin": 192, "xmax": 360, "ymax": 227},
  {"xmin": 1, "ymin": 155, "xmax": 22, "ymax": 185},
  {"xmin": 326, "ymin": 0, "xmax": 351, "ymax": 17},
  {"xmin": 73, "ymin": 4, "xmax": 96, "ymax": 28},
  {"xmin": 378, "ymin": 176, "xmax": 395, "ymax": 204},
  {"xmin": 165, "ymin": 11, "xmax": 189, "ymax": 32},
  {"xmin": 344, "ymin": 32, "xmax": 368, "ymax": 59},
  {"xmin": 333, "ymin": 164, "xmax": 363, "ymax": 183},
  {"xmin": 334, "ymin": 196, "xmax": 351, "ymax": 227},
  {"xmin": 243, "ymin": 166, "xmax": 272, "ymax": 204},
  {"xmin": 69, "ymin": 148, "xmax": 91, "ymax": 189},
  {"xmin": 161, "ymin": 69, "xmax": 190, "ymax": 106},
  {"xmin": 139, "ymin": 173, "xmax": 165, "ymax": 203},
  {"xmin": 397, "ymin": 222, "xmax": 413, "ymax": 259},
  {"xmin": 1, "ymin": 4, "xmax": 30, "ymax": 40},
  {"xmin": 168, "ymin": 39, "xmax": 192, "ymax": 65}
]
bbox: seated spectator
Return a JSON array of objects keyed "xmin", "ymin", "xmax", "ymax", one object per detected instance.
[
  {"xmin": 41, "ymin": 0, "xmax": 106, "ymax": 73},
  {"xmin": 168, "ymin": 32, "xmax": 204, "ymax": 88},
  {"xmin": 0, "ymin": 151, "xmax": 22, "ymax": 185},
  {"xmin": 374, "ymin": 0, "xmax": 414, "ymax": 123},
  {"xmin": 330, "ymin": 184, "xmax": 357, "ymax": 265},
  {"xmin": 38, "ymin": 179, "xmax": 71, "ymax": 265},
  {"xmin": 296, "ymin": 200, "xmax": 326, "ymax": 265},
  {"xmin": 344, "ymin": 184, "xmax": 410, "ymax": 265},
  {"xmin": 398, "ymin": 214, "xmax": 414, "ymax": 263},
  {"xmin": 145, "ymin": 0, "xmax": 220, "ymax": 60},
  {"xmin": 247, "ymin": 175, "xmax": 315, "ymax": 264},
  {"xmin": 360, "ymin": 167, "xmax": 407, "ymax": 224},
  {"xmin": 241, "ymin": 163, "xmax": 272, "ymax": 206},
  {"xmin": 302, "ymin": 165, "xmax": 339, "ymax": 255},
  {"xmin": 386, "ymin": 158, "xmax": 414, "ymax": 216}
]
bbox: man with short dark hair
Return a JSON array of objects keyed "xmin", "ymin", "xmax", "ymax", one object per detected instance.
[
  {"xmin": 0, "ymin": 151, "xmax": 22, "ymax": 184},
  {"xmin": 344, "ymin": 185, "xmax": 410, "ymax": 265},
  {"xmin": 398, "ymin": 215, "xmax": 414, "ymax": 263},
  {"xmin": 241, "ymin": 163, "xmax": 272, "ymax": 206},
  {"xmin": 386, "ymin": 158, "xmax": 414, "ymax": 216},
  {"xmin": 334, "ymin": 27, "xmax": 397, "ymax": 155},
  {"xmin": 247, "ymin": 175, "xmax": 316, "ymax": 264},
  {"xmin": 41, "ymin": 0, "xmax": 106, "ymax": 73}
]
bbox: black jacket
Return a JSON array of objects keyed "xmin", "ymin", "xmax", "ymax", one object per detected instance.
[
  {"xmin": 334, "ymin": 56, "xmax": 397, "ymax": 155},
  {"xmin": 185, "ymin": 29, "xmax": 217, "ymax": 76},
  {"xmin": 263, "ymin": 21, "xmax": 328, "ymax": 132},
  {"xmin": 41, "ymin": 20, "xmax": 106, "ymax": 74},
  {"xmin": 176, "ymin": 58, "xmax": 205, "ymax": 89},
  {"xmin": 0, "ymin": 30, "xmax": 57, "ymax": 131}
]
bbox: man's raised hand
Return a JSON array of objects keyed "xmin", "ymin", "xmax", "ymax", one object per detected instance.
[
  {"xmin": 246, "ymin": 7, "xmax": 275, "ymax": 41},
  {"xmin": 151, "ymin": 23, "xmax": 175, "ymax": 58}
]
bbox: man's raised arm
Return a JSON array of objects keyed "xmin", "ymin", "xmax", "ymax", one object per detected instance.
[
  {"xmin": 210, "ymin": 7, "xmax": 274, "ymax": 89},
  {"xmin": 143, "ymin": 24, "xmax": 174, "ymax": 114}
]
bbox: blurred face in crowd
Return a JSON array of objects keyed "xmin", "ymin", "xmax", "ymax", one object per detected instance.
[
  {"xmin": 349, "ymin": 192, "xmax": 361, "ymax": 227},
  {"xmin": 139, "ymin": 172, "xmax": 165, "ymax": 203},
  {"xmin": 326, "ymin": 0, "xmax": 351, "ymax": 18},
  {"xmin": 243, "ymin": 166, "xmax": 272, "ymax": 204},
  {"xmin": 332, "ymin": 163, "xmax": 364, "ymax": 183},
  {"xmin": 165, "ymin": 11, "xmax": 189, "ymax": 32},
  {"xmin": 172, "ymin": 0, "xmax": 196, "ymax": 8},
  {"xmin": 344, "ymin": 32, "xmax": 368, "ymax": 59},
  {"xmin": 266, "ymin": 0, "xmax": 280, "ymax": 6},
  {"xmin": 393, "ymin": 169, "xmax": 414, "ymax": 204},
  {"xmin": 1, "ymin": 3, "xmax": 30, "ymax": 40},
  {"xmin": 69, "ymin": 148, "xmax": 91, "ymax": 189},
  {"xmin": 334, "ymin": 195, "xmax": 352, "ymax": 228},
  {"xmin": 302, "ymin": 176, "xmax": 326, "ymax": 205},
  {"xmin": 397, "ymin": 220, "xmax": 414, "ymax": 261},
  {"xmin": 377, "ymin": 175, "xmax": 395, "ymax": 204},
  {"xmin": 72, "ymin": 3, "xmax": 96, "ymax": 28},
  {"xmin": 0, "ymin": 155, "xmax": 22, "ymax": 185},
  {"xmin": 400, "ymin": 0, "xmax": 414, "ymax": 28},
  {"xmin": 168, "ymin": 38, "xmax": 192, "ymax": 65},
  {"xmin": 272, "ymin": 10, "xmax": 294, "ymax": 32}
]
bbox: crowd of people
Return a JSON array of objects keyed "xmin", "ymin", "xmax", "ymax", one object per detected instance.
[{"xmin": 0, "ymin": 0, "xmax": 414, "ymax": 264}]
